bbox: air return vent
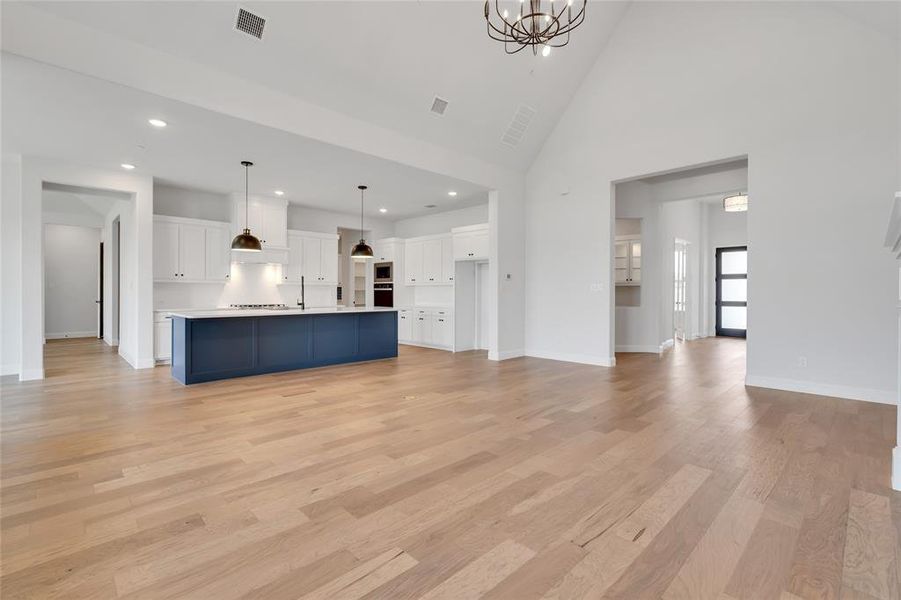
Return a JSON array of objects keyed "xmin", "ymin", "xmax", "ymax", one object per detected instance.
[
  {"xmin": 501, "ymin": 104, "xmax": 537, "ymax": 147},
  {"xmin": 235, "ymin": 7, "xmax": 266, "ymax": 39},
  {"xmin": 430, "ymin": 96, "xmax": 449, "ymax": 116}
]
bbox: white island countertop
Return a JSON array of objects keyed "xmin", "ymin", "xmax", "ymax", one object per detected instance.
[{"xmin": 167, "ymin": 307, "xmax": 398, "ymax": 319}]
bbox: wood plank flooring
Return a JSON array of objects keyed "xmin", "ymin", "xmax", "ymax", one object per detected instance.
[{"xmin": 0, "ymin": 337, "xmax": 898, "ymax": 599}]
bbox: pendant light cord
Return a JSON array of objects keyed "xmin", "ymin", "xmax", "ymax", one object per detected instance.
[
  {"xmin": 245, "ymin": 163, "xmax": 249, "ymax": 230},
  {"xmin": 360, "ymin": 187, "xmax": 364, "ymax": 240}
]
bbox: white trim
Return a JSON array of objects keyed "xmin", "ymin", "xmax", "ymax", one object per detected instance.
[
  {"xmin": 44, "ymin": 331, "xmax": 96, "ymax": 340},
  {"xmin": 103, "ymin": 335, "xmax": 118, "ymax": 347},
  {"xmin": 745, "ymin": 375, "xmax": 895, "ymax": 405},
  {"xmin": 1, "ymin": 364, "xmax": 19, "ymax": 376},
  {"xmin": 893, "ymin": 447, "xmax": 901, "ymax": 492},
  {"xmin": 399, "ymin": 341, "xmax": 452, "ymax": 352},
  {"xmin": 615, "ymin": 345, "xmax": 661, "ymax": 354},
  {"xmin": 659, "ymin": 338, "xmax": 674, "ymax": 353},
  {"xmin": 134, "ymin": 357, "xmax": 156, "ymax": 369},
  {"xmin": 19, "ymin": 368, "xmax": 44, "ymax": 381},
  {"xmin": 524, "ymin": 349, "xmax": 615, "ymax": 367},
  {"xmin": 489, "ymin": 348, "xmax": 524, "ymax": 361}
]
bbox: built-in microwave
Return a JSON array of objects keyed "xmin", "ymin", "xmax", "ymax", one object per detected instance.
[{"xmin": 374, "ymin": 262, "xmax": 393, "ymax": 283}]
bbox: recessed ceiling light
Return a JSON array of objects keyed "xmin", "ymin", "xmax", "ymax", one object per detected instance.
[
  {"xmin": 447, "ymin": 191, "xmax": 457, "ymax": 197},
  {"xmin": 148, "ymin": 118, "xmax": 167, "ymax": 128},
  {"xmin": 425, "ymin": 204, "xmax": 437, "ymax": 208},
  {"xmin": 274, "ymin": 190, "xmax": 285, "ymax": 196},
  {"xmin": 379, "ymin": 207, "xmax": 387, "ymax": 213},
  {"xmin": 121, "ymin": 163, "xmax": 136, "ymax": 170}
]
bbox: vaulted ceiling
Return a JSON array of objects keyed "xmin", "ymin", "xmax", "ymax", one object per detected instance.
[{"xmin": 9, "ymin": 1, "xmax": 630, "ymax": 172}]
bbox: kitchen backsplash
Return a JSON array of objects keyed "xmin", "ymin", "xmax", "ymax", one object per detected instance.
[{"xmin": 154, "ymin": 263, "xmax": 337, "ymax": 309}]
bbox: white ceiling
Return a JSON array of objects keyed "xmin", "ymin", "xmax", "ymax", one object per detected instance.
[
  {"xmin": 2, "ymin": 53, "xmax": 489, "ymax": 220},
  {"xmin": 19, "ymin": 0, "xmax": 631, "ymax": 172}
]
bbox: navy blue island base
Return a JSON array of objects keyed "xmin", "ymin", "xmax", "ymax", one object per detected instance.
[{"xmin": 170, "ymin": 309, "xmax": 398, "ymax": 384}]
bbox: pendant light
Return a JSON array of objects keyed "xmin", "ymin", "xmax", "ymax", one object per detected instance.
[
  {"xmin": 231, "ymin": 160, "xmax": 262, "ymax": 252},
  {"xmin": 351, "ymin": 185, "xmax": 374, "ymax": 259},
  {"xmin": 723, "ymin": 193, "xmax": 749, "ymax": 213}
]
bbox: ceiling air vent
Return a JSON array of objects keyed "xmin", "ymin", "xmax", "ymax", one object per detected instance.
[
  {"xmin": 430, "ymin": 96, "xmax": 449, "ymax": 116},
  {"xmin": 235, "ymin": 7, "xmax": 266, "ymax": 40},
  {"xmin": 501, "ymin": 104, "xmax": 537, "ymax": 147}
]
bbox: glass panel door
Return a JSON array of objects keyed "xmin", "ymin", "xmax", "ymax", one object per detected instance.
[{"xmin": 716, "ymin": 246, "xmax": 747, "ymax": 338}]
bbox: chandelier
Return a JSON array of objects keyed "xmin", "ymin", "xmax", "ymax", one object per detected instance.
[
  {"xmin": 723, "ymin": 193, "xmax": 749, "ymax": 213},
  {"xmin": 484, "ymin": 0, "xmax": 587, "ymax": 56}
]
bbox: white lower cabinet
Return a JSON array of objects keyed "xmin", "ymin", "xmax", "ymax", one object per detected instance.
[
  {"xmin": 153, "ymin": 312, "xmax": 172, "ymax": 362},
  {"xmin": 399, "ymin": 308, "xmax": 453, "ymax": 349}
]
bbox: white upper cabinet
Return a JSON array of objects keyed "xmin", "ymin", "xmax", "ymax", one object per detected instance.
[
  {"xmin": 404, "ymin": 235, "xmax": 452, "ymax": 286},
  {"xmin": 441, "ymin": 236, "xmax": 454, "ymax": 283},
  {"xmin": 178, "ymin": 223, "xmax": 206, "ymax": 281},
  {"xmin": 302, "ymin": 237, "xmax": 322, "ymax": 281},
  {"xmin": 285, "ymin": 234, "xmax": 304, "ymax": 282},
  {"xmin": 405, "ymin": 240, "xmax": 423, "ymax": 285},
  {"xmin": 422, "ymin": 239, "xmax": 442, "ymax": 284},
  {"xmin": 615, "ymin": 235, "xmax": 641, "ymax": 286},
  {"xmin": 153, "ymin": 220, "xmax": 180, "ymax": 281},
  {"xmin": 452, "ymin": 223, "xmax": 489, "ymax": 261},
  {"xmin": 373, "ymin": 239, "xmax": 400, "ymax": 263},
  {"xmin": 284, "ymin": 230, "xmax": 339, "ymax": 285},
  {"xmin": 319, "ymin": 238, "xmax": 339, "ymax": 284},
  {"xmin": 204, "ymin": 224, "xmax": 231, "ymax": 282},
  {"xmin": 232, "ymin": 195, "xmax": 288, "ymax": 249},
  {"xmin": 154, "ymin": 216, "xmax": 231, "ymax": 283}
]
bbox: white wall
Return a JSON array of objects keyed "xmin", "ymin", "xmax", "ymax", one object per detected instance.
[
  {"xmin": 5, "ymin": 157, "xmax": 154, "ymax": 379},
  {"xmin": 1, "ymin": 154, "xmax": 23, "ymax": 375},
  {"xmin": 289, "ymin": 205, "xmax": 393, "ymax": 239},
  {"xmin": 525, "ymin": 1, "xmax": 899, "ymax": 402},
  {"xmin": 394, "ymin": 204, "xmax": 488, "ymax": 238},
  {"xmin": 154, "ymin": 184, "xmax": 230, "ymax": 221},
  {"xmin": 43, "ymin": 224, "xmax": 100, "ymax": 338}
]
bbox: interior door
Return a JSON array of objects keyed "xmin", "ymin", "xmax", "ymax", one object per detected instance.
[
  {"xmin": 674, "ymin": 240, "xmax": 688, "ymax": 342},
  {"xmin": 716, "ymin": 246, "xmax": 748, "ymax": 338}
]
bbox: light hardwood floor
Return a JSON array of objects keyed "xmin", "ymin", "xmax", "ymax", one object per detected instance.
[{"xmin": 1, "ymin": 337, "xmax": 898, "ymax": 599}]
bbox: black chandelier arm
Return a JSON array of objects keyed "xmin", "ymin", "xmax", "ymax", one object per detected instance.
[{"xmin": 484, "ymin": 0, "xmax": 587, "ymax": 53}]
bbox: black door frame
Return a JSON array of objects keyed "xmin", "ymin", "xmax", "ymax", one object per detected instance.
[
  {"xmin": 715, "ymin": 245, "xmax": 747, "ymax": 338},
  {"xmin": 98, "ymin": 242, "xmax": 104, "ymax": 339}
]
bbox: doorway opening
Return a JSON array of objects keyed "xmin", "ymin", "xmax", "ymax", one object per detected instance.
[
  {"xmin": 715, "ymin": 246, "xmax": 748, "ymax": 338},
  {"xmin": 611, "ymin": 157, "xmax": 748, "ymax": 361}
]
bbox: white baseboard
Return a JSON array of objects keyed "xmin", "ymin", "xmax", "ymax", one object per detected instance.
[
  {"xmin": 103, "ymin": 335, "xmax": 118, "ymax": 347},
  {"xmin": 659, "ymin": 339, "xmax": 674, "ymax": 353},
  {"xmin": 893, "ymin": 447, "xmax": 901, "ymax": 492},
  {"xmin": 745, "ymin": 374, "xmax": 895, "ymax": 405},
  {"xmin": 399, "ymin": 341, "xmax": 452, "ymax": 352},
  {"xmin": 19, "ymin": 368, "xmax": 44, "ymax": 381},
  {"xmin": 490, "ymin": 348, "xmax": 525, "ymax": 361},
  {"xmin": 44, "ymin": 331, "xmax": 97, "ymax": 340},
  {"xmin": 1, "ymin": 363, "xmax": 19, "ymax": 377},
  {"xmin": 524, "ymin": 349, "xmax": 615, "ymax": 367},
  {"xmin": 134, "ymin": 357, "xmax": 156, "ymax": 369},
  {"xmin": 615, "ymin": 345, "xmax": 661, "ymax": 354}
]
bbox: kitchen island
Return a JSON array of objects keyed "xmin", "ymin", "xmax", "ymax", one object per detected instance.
[{"xmin": 167, "ymin": 307, "xmax": 398, "ymax": 384}]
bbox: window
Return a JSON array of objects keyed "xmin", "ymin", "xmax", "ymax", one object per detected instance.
[{"xmin": 716, "ymin": 246, "xmax": 747, "ymax": 338}]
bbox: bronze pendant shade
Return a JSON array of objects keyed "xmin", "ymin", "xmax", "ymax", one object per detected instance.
[
  {"xmin": 351, "ymin": 185, "xmax": 373, "ymax": 259},
  {"xmin": 231, "ymin": 160, "xmax": 262, "ymax": 252}
]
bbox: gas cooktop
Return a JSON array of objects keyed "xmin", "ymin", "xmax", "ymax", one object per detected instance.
[{"xmin": 228, "ymin": 303, "xmax": 289, "ymax": 310}]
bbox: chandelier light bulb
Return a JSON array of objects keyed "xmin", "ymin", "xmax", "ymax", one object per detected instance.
[
  {"xmin": 542, "ymin": 45, "xmax": 551, "ymax": 57},
  {"xmin": 503, "ymin": 9, "xmax": 508, "ymax": 18}
]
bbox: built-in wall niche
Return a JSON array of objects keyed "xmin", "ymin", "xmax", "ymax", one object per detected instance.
[{"xmin": 615, "ymin": 218, "xmax": 641, "ymax": 307}]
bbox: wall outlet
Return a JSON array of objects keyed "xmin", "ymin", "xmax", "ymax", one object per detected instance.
[{"xmin": 797, "ymin": 356, "xmax": 807, "ymax": 368}]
